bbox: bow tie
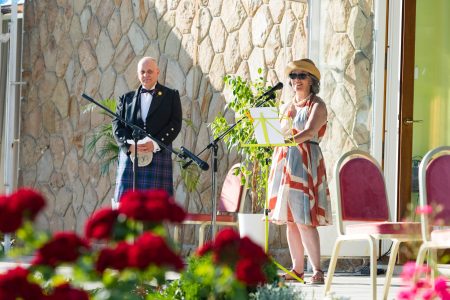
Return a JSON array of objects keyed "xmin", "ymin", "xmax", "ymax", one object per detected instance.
[{"xmin": 141, "ymin": 88, "xmax": 155, "ymax": 94}]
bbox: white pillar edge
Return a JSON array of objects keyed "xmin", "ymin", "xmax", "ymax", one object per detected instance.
[
  {"xmin": 384, "ymin": 0, "xmax": 404, "ymax": 221},
  {"xmin": 2, "ymin": 0, "xmax": 19, "ymax": 254}
]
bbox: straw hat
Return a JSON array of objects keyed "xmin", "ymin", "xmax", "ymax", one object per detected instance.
[{"xmin": 285, "ymin": 58, "xmax": 321, "ymax": 81}]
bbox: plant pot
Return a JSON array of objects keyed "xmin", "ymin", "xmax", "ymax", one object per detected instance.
[{"xmin": 238, "ymin": 213, "xmax": 266, "ymax": 249}]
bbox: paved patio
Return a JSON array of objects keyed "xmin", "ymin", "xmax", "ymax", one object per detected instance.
[
  {"xmin": 285, "ymin": 272, "xmax": 405, "ymax": 299},
  {"xmin": 1, "ymin": 259, "xmax": 447, "ymax": 299}
]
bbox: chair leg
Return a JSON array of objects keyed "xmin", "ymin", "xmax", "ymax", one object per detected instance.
[
  {"xmin": 383, "ymin": 240, "xmax": 401, "ymax": 300},
  {"xmin": 173, "ymin": 225, "xmax": 180, "ymax": 244},
  {"xmin": 198, "ymin": 223, "xmax": 208, "ymax": 247},
  {"xmin": 325, "ymin": 239, "xmax": 343, "ymax": 294},
  {"xmin": 430, "ymin": 249, "xmax": 438, "ymax": 281},
  {"xmin": 368, "ymin": 237, "xmax": 377, "ymax": 300},
  {"xmin": 416, "ymin": 244, "xmax": 428, "ymax": 267}
]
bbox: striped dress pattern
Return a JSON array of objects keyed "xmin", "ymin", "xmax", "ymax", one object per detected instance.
[{"xmin": 268, "ymin": 97, "xmax": 332, "ymax": 226}]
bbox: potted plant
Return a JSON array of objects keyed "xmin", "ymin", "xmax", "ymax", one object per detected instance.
[{"xmin": 210, "ymin": 71, "xmax": 278, "ymax": 247}]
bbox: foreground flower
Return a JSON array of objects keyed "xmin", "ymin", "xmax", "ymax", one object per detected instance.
[
  {"xmin": 236, "ymin": 258, "xmax": 267, "ymax": 286},
  {"xmin": 129, "ymin": 232, "xmax": 184, "ymax": 271},
  {"xmin": 397, "ymin": 262, "xmax": 450, "ymax": 299},
  {"xmin": 0, "ymin": 195, "xmax": 22, "ymax": 233},
  {"xmin": 0, "ymin": 267, "xmax": 44, "ymax": 300},
  {"xmin": 415, "ymin": 205, "xmax": 433, "ymax": 215},
  {"xmin": 0, "ymin": 188, "xmax": 46, "ymax": 233},
  {"xmin": 10, "ymin": 188, "xmax": 46, "ymax": 220},
  {"xmin": 0, "ymin": 187, "xmax": 188, "ymax": 299},
  {"xmin": 400, "ymin": 262, "xmax": 430, "ymax": 282},
  {"xmin": 118, "ymin": 189, "xmax": 186, "ymax": 223},
  {"xmin": 197, "ymin": 228, "xmax": 274, "ymax": 287},
  {"xmin": 46, "ymin": 283, "xmax": 90, "ymax": 300},
  {"xmin": 32, "ymin": 232, "xmax": 90, "ymax": 267},
  {"xmin": 85, "ymin": 207, "xmax": 119, "ymax": 240},
  {"xmin": 96, "ymin": 241, "xmax": 130, "ymax": 273}
]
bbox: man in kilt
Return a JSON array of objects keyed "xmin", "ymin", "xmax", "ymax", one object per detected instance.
[{"xmin": 112, "ymin": 57, "xmax": 182, "ymax": 202}]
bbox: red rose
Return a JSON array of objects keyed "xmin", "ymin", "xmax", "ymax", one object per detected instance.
[
  {"xmin": 196, "ymin": 241, "xmax": 213, "ymax": 256},
  {"xmin": 119, "ymin": 190, "xmax": 151, "ymax": 221},
  {"xmin": 239, "ymin": 237, "xmax": 268, "ymax": 264},
  {"xmin": 96, "ymin": 242, "xmax": 131, "ymax": 273},
  {"xmin": 32, "ymin": 232, "xmax": 90, "ymax": 267},
  {"xmin": 85, "ymin": 208, "xmax": 119, "ymax": 240},
  {"xmin": 119, "ymin": 189, "xmax": 186, "ymax": 223},
  {"xmin": 214, "ymin": 228, "xmax": 241, "ymax": 250},
  {"xmin": 166, "ymin": 199, "xmax": 186, "ymax": 223},
  {"xmin": 235, "ymin": 258, "xmax": 267, "ymax": 286},
  {"xmin": 0, "ymin": 267, "xmax": 45, "ymax": 300},
  {"xmin": 144, "ymin": 196, "xmax": 170, "ymax": 222},
  {"xmin": 145, "ymin": 189, "xmax": 171, "ymax": 203},
  {"xmin": 0, "ymin": 195, "xmax": 23, "ymax": 233},
  {"xmin": 129, "ymin": 232, "xmax": 184, "ymax": 271},
  {"xmin": 46, "ymin": 283, "xmax": 89, "ymax": 300},
  {"xmin": 10, "ymin": 188, "xmax": 46, "ymax": 220},
  {"xmin": 212, "ymin": 228, "xmax": 241, "ymax": 264}
]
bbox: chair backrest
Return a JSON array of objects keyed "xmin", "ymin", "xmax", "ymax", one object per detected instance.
[
  {"xmin": 334, "ymin": 150, "xmax": 390, "ymax": 234},
  {"xmin": 419, "ymin": 146, "xmax": 450, "ymax": 240},
  {"xmin": 218, "ymin": 163, "xmax": 246, "ymax": 213}
]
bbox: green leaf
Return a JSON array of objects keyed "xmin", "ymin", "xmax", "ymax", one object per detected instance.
[{"xmin": 211, "ymin": 72, "xmax": 280, "ymax": 212}]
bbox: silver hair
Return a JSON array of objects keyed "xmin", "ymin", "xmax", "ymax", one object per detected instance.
[{"xmin": 310, "ymin": 75, "xmax": 320, "ymax": 95}]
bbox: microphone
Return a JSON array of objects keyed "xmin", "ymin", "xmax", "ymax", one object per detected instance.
[
  {"xmin": 180, "ymin": 146, "xmax": 209, "ymax": 171},
  {"xmin": 260, "ymin": 82, "xmax": 283, "ymax": 98}
]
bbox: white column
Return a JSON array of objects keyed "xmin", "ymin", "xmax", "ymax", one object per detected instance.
[{"xmin": 2, "ymin": 0, "xmax": 20, "ymax": 254}]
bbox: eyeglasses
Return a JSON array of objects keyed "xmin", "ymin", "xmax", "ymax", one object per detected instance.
[{"xmin": 289, "ymin": 72, "xmax": 309, "ymax": 80}]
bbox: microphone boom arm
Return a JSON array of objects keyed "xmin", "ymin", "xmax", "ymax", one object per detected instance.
[
  {"xmin": 182, "ymin": 83, "xmax": 281, "ymax": 169},
  {"xmin": 81, "ymin": 93, "xmax": 208, "ymax": 171}
]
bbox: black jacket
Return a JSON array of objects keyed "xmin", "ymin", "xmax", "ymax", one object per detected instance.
[{"xmin": 112, "ymin": 83, "xmax": 182, "ymax": 154}]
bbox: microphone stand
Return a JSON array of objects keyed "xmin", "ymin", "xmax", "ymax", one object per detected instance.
[
  {"xmin": 81, "ymin": 93, "xmax": 207, "ymax": 191},
  {"xmin": 182, "ymin": 92, "xmax": 277, "ymax": 239}
]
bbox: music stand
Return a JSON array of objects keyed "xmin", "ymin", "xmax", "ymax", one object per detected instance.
[{"xmin": 243, "ymin": 107, "xmax": 304, "ymax": 283}]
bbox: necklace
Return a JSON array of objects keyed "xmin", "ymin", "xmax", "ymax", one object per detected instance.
[{"xmin": 293, "ymin": 93, "xmax": 312, "ymax": 106}]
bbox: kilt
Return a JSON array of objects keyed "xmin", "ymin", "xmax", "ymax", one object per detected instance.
[{"xmin": 114, "ymin": 147, "xmax": 174, "ymax": 202}]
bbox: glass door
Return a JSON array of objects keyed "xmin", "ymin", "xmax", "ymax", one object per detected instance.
[{"xmin": 411, "ymin": 0, "xmax": 450, "ymax": 218}]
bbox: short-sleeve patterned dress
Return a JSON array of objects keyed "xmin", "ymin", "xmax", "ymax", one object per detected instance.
[{"xmin": 268, "ymin": 96, "xmax": 332, "ymax": 226}]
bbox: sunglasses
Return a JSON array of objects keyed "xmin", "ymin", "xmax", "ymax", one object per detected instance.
[{"xmin": 289, "ymin": 72, "xmax": 309, "ymax": 80}]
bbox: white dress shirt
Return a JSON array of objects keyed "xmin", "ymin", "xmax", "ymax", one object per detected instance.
[{"xmin": 140, "ymin": 85, "xmax": 160, "ymax": 152}]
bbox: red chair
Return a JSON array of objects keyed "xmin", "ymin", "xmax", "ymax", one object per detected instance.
[
  {"xmin": 325, "ymin": 150, "xmax": 422, "ymax": 300},
  {"xmin": 416, "ymin": 146, "xmax": 450, "ymax": 276},
  {"xmin": 174, "ymin": 163, "xmax": 247, "ymax": 247}
]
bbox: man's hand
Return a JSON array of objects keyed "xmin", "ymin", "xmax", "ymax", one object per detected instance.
[
  {"xmin": 137, "ymin": 141, "xmax": 154, "ymax": 153},
  {"xmin": 129, "ymin": 141, "xmax": 154, "ymax": 154}
]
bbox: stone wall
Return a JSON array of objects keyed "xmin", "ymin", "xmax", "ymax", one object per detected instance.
[
  {"xmin": 319, "ymin": 0, "xmax": 374, "ymax": 172},
  {"xmin": 19, "ymin": 0, "xmax": 373, "ymax": 264}
]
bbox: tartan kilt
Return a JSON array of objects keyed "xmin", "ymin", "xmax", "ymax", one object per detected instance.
[{"xmin": 114, "ymin": 147, "xmax": 174, "ymax": 202}]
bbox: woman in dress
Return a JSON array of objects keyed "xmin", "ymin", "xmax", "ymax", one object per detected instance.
[{"xmin": 268, "ymin": 58, "xmax": 332, "ymax": 284}]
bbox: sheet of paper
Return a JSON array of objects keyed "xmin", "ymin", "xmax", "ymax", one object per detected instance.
[{"xmin": 248, "ymin": 107, "xmax": 285, "ymax": 145}]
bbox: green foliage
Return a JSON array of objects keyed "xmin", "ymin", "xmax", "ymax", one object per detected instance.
[
  {"xmin": 163, "ymin": 255, "xmax": 249, "ymax": 300},
  {"xmin": 178, "ymin": 162, "xmax": 201, "ymax": 193},
  {"xmin": 83, "ymin": 98, "xmax": 119, "ymax": 175},
  {"xmin": 210, "ymin": 73, "xmax": 277, "ymax": 212},
  {"xmin": 249, "ymin": 283, "xmax": 305, "ymax": 300}
]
